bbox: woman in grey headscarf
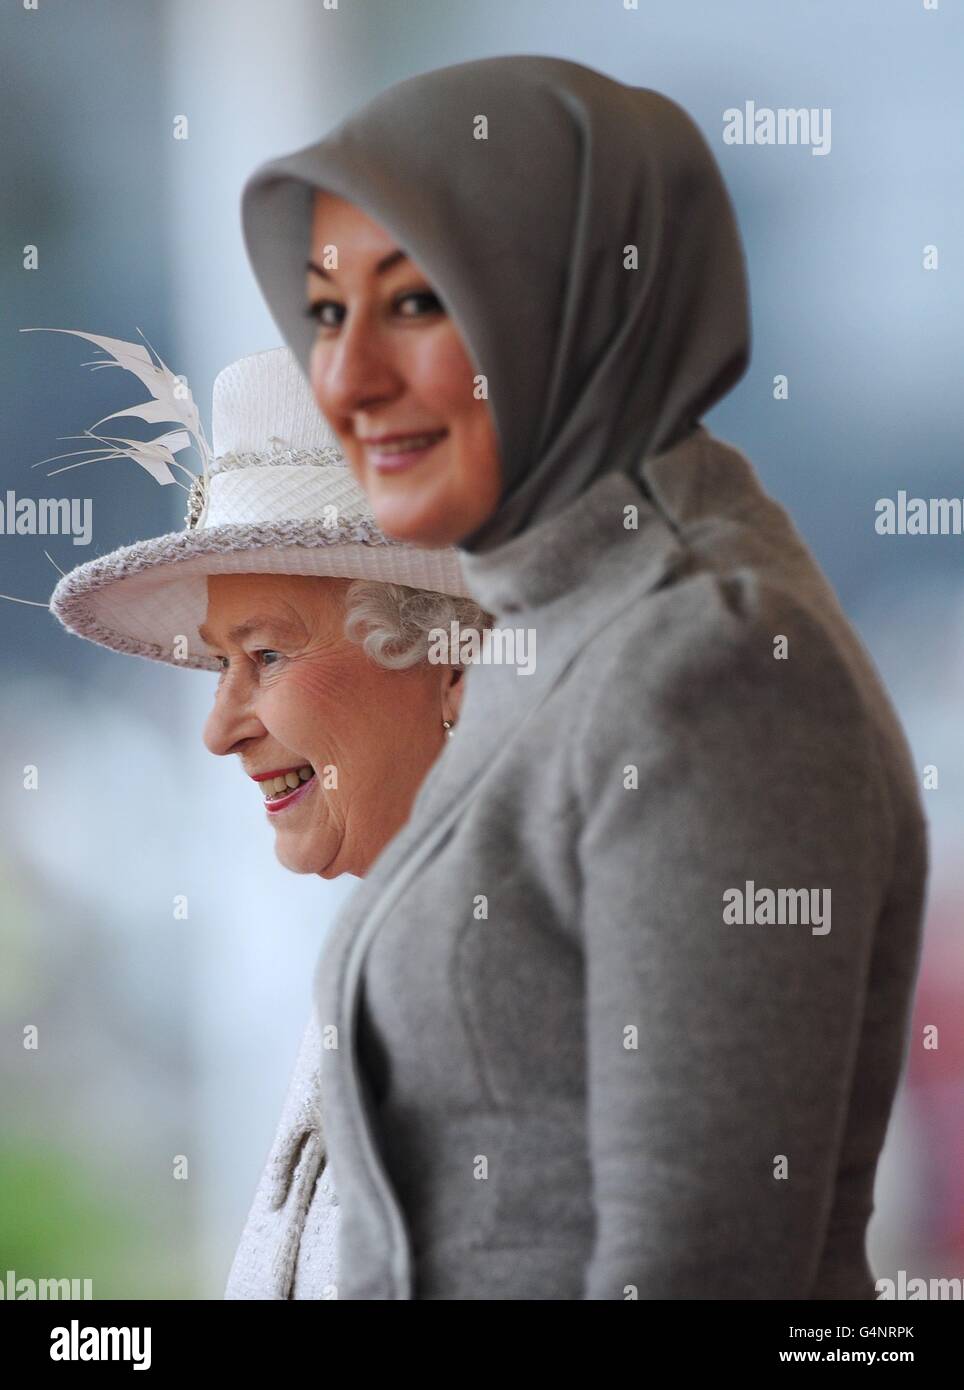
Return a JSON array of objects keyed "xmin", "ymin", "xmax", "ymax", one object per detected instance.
[{"xmin": 241, "ymin": 55, "xmax": 928, "ymax": 1300}]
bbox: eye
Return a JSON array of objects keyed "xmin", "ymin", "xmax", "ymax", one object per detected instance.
[
  {"xmin": 255, "ymin": 649, "xmax": 283, "ymax": 668},
  {"xmin": 304, "ymin": 298, "xmax": 343, "ymax": 328},
  {"xmin": 395, "ymin": 288, "xmax": 444, "ymax": 318}
]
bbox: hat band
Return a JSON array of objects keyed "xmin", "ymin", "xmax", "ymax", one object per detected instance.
[{"xmin": 203, "ymin": 463, "xmax": 369, "ymax": 529}]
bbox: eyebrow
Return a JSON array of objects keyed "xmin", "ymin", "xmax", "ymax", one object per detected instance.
[
  {"xmin": 197, "ymin": 614, "xmax": 305, "ymax": 648},
  {"xmin": 305, "ymin": 247, "xmax": 409, "ymax": 281}
]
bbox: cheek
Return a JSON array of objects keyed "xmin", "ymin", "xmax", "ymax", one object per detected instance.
[
  {"xmin": 272, "ymin": 651, "xmax": 393, "ymax": 758},
  {"xmin": 406, "ymin": 328, "xmax": 479, "ymax": 419},
  {"xmin": 260, "ymin": 661, "xmax": 351, "ymax": 746},
  {"xmin": 410, "ymin": 332, "xmax": 499, "ymax": 481}
]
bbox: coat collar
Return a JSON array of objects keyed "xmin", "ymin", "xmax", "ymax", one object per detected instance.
[{"xmin": 456, "ymin": 424, "xmax": 713, "ymax": 621}]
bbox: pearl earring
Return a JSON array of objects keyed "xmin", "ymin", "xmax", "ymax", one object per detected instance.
[{"xmin": 442, "ymin": 720, "xmax": 455, "ymax": 740}]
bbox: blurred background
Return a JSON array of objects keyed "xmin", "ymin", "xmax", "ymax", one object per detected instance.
[{"xmin": 1, "ymin": 0, "xmax": 960, "ymax": 1298}]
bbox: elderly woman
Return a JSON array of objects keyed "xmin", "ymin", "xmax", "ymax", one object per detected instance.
[
  {"xmin": 42, "ymin": 337, "xmax": 489, "ymax": 1298},
  {"xmin": 241, "ymin": 56, "xmax": 929, "ymax": 1299}
]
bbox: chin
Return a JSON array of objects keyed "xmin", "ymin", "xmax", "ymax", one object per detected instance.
[
  {"xmin": 273, "ymin": 835, "xmax": 337, "ymax": 877},
  {"xmin": 315, "ymin": 861, "xmax": 350, "ymax": 880},
  {"xmin": 369, "ymin": 487, "xmax": 464, "ymax": 548}
]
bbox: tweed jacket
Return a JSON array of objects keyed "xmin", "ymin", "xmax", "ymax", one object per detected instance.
[
  {"xmin": 224, "ymin": 1012, "xmax": 340, "ymax": 1299},
  {"xmin": 312, "ymin": 424, "xmax": 928, "ymax": 1300}
]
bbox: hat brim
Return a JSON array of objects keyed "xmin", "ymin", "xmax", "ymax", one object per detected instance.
[{"xmin": 50, "ymin": 520, "xmax": 473, "ymax": 671}]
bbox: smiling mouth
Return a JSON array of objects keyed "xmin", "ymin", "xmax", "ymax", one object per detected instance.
[
  {"xmin": 259, "ymin": 764, "xmax": 316, "ymax": 814},
  {"xmin": 364, "ymin": 430, "xmax": 448, "ymax": 473}
]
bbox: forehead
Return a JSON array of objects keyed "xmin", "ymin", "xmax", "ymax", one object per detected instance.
[
  {"xmin": 198, "ymin": 573, "xmax": 345, "ymax": 645},
  {"xmin": 309, "ymin": 189, "xmax": 396, "ymax": 256}
]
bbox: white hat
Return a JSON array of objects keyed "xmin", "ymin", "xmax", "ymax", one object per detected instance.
[{"xmin": 42, "ymin": 336, "xmax": 471, "ymax": 672}]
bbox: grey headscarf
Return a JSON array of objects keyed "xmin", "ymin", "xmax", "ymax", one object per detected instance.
[{"xmin": 241, "ymin": 55, "xmax": 750, "ymax": 553}]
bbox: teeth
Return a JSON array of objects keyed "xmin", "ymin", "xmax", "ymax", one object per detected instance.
[
  {"xmin": 370, "ymin": 433, "xmax": 442, "ymax": 454},
  {"xmin": 262, "ymin": 765, "xmax": 313, "ymax": 800}
]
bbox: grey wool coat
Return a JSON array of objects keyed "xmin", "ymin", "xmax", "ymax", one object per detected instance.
[
  {"xmin": 224, "ymin": 1012, "xmax": 340, "ymax": 1299},
  {"xmin": 310, "ymin": 424, "xmax": 928, "ymax": 1300}
]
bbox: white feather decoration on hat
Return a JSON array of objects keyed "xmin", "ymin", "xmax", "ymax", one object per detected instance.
[
  {"xmin": 1, "ymin": 327, "xmax": 214, "ymax": 609},
  {"xmin": 19, "ymin": 327, "xmax": 212, "ymax": 526}
]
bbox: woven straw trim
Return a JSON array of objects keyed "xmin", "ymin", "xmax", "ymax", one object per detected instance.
[
  {"xmin": 210, "ymin": 445, "xmax": 347, "ymax": 476},
  {"xmin": 55, "ymin": 607, "xmax": 219, "ymax": 672},
  {"xmin": 49, "ymin": 517, "xmax": 412, "ymax": 674}
]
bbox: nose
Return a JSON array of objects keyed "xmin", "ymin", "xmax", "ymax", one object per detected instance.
[
  {"xmin": 310, "ymin": 310, "xmax": 400, "ymax": 421},
  {"xmin": 202, "ymin": 668, "xmax": 265, "ymax": 758}
]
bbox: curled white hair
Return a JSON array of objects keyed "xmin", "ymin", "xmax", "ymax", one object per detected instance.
[{"xmin": 343, "ymin": 579, "xmax": 492, "ymax": 670}]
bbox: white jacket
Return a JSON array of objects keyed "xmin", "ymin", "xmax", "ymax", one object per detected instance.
[{"xmin": 224, "ymin": 1013, "xmax": 340, "ymax": 1299}]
